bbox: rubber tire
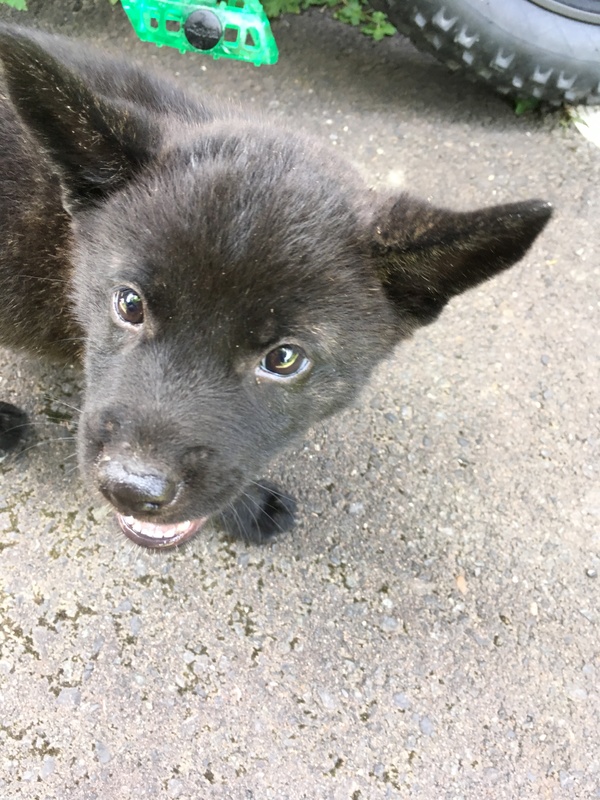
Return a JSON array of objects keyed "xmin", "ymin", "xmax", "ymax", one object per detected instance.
[{"xmin": 371, "ymin": 0, "xmax": 600, "ymax": 105}]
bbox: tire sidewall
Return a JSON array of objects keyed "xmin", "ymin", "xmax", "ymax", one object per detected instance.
[
  {"xmin": 377, "ymin": 0, "xmax": 600, "ymax": 103},
  {"xmin": 455, "ymin": 0, "xmax": 600, "ymax": 66}
]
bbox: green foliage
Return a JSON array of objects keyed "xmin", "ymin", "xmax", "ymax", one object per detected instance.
[
  {"xmin": 0, "ymin": 0, "xmax": 394, "ymax": 43},
  {"xmin": 262, "ymin": 0, "xmax": 305, "ymax": 14},
  {"xmin": 514, "ymin": 97, "xmax": 541, "ymax": 116},
  {"xmin": 0, "ymin": 0, "xmax": 28, "ymax": 9},
  {"xmin": 262, "ymin": 0, "xmax": 396, "ymax": 41},
  {"xmin": 335, "ymin": 0, "xmax": 364, "ymax": 27},
  {"xmin": 360, "ymin": 10, "xmax": 396, "ymax": 41}
]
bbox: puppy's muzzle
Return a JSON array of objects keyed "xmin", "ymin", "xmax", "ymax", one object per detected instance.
[{"xmin": 96, "ymin": 454, "xmax": 206, "ymax": 548}]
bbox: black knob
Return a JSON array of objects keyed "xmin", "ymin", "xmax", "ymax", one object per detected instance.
[
  {"xmin": 98, "ymin": 459, "xmax": 178, "ymax": 515},
  {"xmin": 184, "ymin": 9, "xmax": 223, "ymax": 51}
]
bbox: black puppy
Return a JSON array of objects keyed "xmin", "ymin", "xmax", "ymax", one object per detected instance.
[{"xmin": 0, "ymin": 26, "xmax": 551, "ymax": 548}]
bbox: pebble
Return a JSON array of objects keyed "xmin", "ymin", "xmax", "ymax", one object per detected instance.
[
  {"xmin": 94, "ymin": 741, "xmax": 111, "ymax": 764},
  {"xmin": 392, "ymin": 692, "xmax": 411, "ymax": 710},
  {"xmin": 559, "ymin": 771, "xmax": 576, "ymax": 789},
  {"xmin": 566, "ymin": 685, "xmax": 588, "ymax": 701},
  {"xmin": 91, "ymin": 635, "xmax": 104, "ymax": 657},
  {"xmin": 40, "ymin": 756, "xmax": 56, "ymax": 780},
  {"xmin": 348, "ymin": 502, "xmax": 364, "ymax": 516},
  {"xmin": 134, "ymin": 560, "xmax": 149, "ymax": 578},
  {"xmin": 317, "ymin": 689, "xmax": 337, "ymax": 711},
  {"xmin": 130, "ymin": 616, "xmax": 142, "ymax": 636},
  {"xmin": 419, "ymin": 715, "xmax": 435, "ymax": 736},
  {"xmin": 380, "ymin": 616, "xmax": 398, "ymax": 633},
  {"xmin": 56, "ymin": 687, "xmax": 81, "ymax": 708},
  {"xmin": 167, "ymin": 778, "xmax": 184, "ymax": 798}
]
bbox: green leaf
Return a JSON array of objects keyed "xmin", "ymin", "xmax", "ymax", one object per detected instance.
[
  {"xmin": 262, "ymin": 0, "xmax": 304, "ymax": 16},
  {"xmin": 361, "ymin": 11, "xmax": 396, "ymax": 41},
  {"xmin": 0, "ymin": 0, "xmax": 28, "ymax": 9},
  {"xmin": 335, "ymin": 0, "xmax": 364, "ymax": 27},
  {"xmin": 514, "ymin": 97, "xmax": 541, "ymax": 116},
  {"xmin": 261, "ymin": 0, "xmax": 396, "ymax": 42}
]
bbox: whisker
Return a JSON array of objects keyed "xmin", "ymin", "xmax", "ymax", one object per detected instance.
[
  {"xmin": 237, "ymin": 490, "xmax": 284, "ymax": 541},
  {"xmin": 243, "ymin": 485, "xmax": 286, "ymax": 534},
  {"xmin": 258, "ymin": 507, "xmax": 285, "ymax": 534},
  {"xmin": 232, "ymin": 503, "xmax": 248, "ymax": 540},
  {"xmin": 1, "ymin": 418, "xmax": 76, "ymax": 432},
  {"xmin": 225, "ymin": 497, "xmax": 247, "ymax": 542},
  {"xmin": 126, "ymin": 540, "xmax": 138, "ymax": 558},
  {"xmin": 248, "ymin": 479, "xmax": 288, "ymax": 502},
  {"xmin": 42, "ymin": 397, "xmax": 82, "ymax": 415},
  {"xmin": 17, "ymin": 436, "xmax": 77, "ymax": 456},
  {"xmin": 19, "ymin": 274, "xmax": 70, "ymax": 285}
]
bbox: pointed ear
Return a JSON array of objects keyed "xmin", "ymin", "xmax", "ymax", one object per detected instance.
[
  {"xmin": 0, "ymin": 26, "xmax": 163, "ymax": 207},
  {"xmin": 368, "ymin": 194, "xmax": 553, "ymax": 327}
]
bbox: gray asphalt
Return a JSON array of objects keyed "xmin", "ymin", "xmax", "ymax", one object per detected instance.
[{"xmin": 0, "ymin": 2, "xmax": 599, "ymax": 799}]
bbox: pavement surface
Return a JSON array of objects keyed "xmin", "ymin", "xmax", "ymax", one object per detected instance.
[{"xmin": 0, "ymin": 2, "xmax": 599, "ymax": 799}]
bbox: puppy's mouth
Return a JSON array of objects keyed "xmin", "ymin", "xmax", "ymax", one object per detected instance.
[{"xmin": 116, "ymin": 514, "xmax": 207, "ymax": 549}]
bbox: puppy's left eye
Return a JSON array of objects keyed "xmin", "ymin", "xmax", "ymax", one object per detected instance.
[
  {"xmin": 114, "ymin": 287, "xmax": 144, "ymax": 327},
  {"xmin": 260, "ymin": 345, "xmax": 310, "ymax": 378}
]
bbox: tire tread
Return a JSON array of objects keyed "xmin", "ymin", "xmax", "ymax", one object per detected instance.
[{"xmin": 378, "ymin": 0, "xmax": 600, "ymax": 105}]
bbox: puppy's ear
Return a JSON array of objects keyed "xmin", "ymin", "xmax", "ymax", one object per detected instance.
[
  {"xmin": 0, "ymin": 26, "xmax": 164, "ymax": 208},
  {"xmin": 369, "ymin": 194, "xmax": 552, "ymax": 327}
]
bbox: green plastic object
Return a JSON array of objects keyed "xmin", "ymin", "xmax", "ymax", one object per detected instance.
[{"xmin": 121, "ymin": 0, "xmax": 278, "ymax": 66}]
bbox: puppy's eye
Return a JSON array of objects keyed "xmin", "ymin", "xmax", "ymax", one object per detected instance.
[
  {"xmin": 260, "ymin": 345, "xmax": 310, "ymax": 378},
  {"xmin": 114, "ymin": 287, "xmax": 144, "ymax": 326}
]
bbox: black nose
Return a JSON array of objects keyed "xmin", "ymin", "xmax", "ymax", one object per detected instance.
[{"xmin": 97, "ymin": 458, "xmax": 178, "ymax": 515}]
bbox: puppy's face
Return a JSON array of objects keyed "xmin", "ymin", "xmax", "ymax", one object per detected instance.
[
  {"xmin": 0, "ymin": 27, "xmax": 552, "ymax": 547},
  {"xmin": 73, "ymin": 132, "xmax": 399, "ymax": 541}
]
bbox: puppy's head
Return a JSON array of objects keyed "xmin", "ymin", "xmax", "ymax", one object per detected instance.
[{"xmin": 0, "ymin": 27, "xmax": 552, "ymax": 547}]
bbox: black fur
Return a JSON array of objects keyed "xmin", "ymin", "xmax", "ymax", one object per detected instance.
[
  {"xmin": 0, "ymin": 401, "xmax": 28, "ymax": 453},
  {"xmin": 0, "ymin": 26, "xmax": 552, "ymax": 545}
]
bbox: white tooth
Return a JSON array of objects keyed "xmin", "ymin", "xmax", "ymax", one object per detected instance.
[
  {"xmin": 149, "ymin": 524, "xmax": 173, "ymax": 539},
  {"xmin": 124, "ymin": 517, "xmax": 187, "ymax": 540}
]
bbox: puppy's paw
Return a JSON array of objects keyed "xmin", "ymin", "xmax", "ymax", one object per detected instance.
[
  {"xmin": 0, "ymin": 402, "xmax": 28, "ymax": 453},
  {"xmin": 218, "ymin": 480, "xmax": 296, "ymax": 544}
]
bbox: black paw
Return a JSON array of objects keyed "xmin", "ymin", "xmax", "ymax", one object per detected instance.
[
  {"xmin": 218, "ymin": 480, "xmax": 296, "ymax": 544},
  {"xmin": 0, "ymin": 402, "xmax": 28, "ymax": 453}
]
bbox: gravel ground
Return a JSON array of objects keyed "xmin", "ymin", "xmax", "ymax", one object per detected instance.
[{"xmin": 0, "ymin": 3, "xmax": 599, "ymax": 799}]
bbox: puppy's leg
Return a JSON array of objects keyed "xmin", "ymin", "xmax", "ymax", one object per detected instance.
[
  {"xmin": 0, "ymin": 402, "xmax": 28, "ymax": 452},
  {"xmin": 218, "ymin": 480, "xmax": 296, "ymax": 544}
]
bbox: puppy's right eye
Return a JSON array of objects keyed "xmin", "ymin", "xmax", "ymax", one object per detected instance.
[
  {"xmin": 260, "ymin": 344, "xmax": 310, "ymax": 379},
  {"xmin": 114, "ymin": 287, "xmax": 144, "ymax": 326}
]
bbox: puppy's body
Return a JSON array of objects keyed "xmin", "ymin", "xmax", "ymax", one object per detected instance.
[{"xmin": 0, "ymin": 27, "xmax": 552, "ymax": 548}]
